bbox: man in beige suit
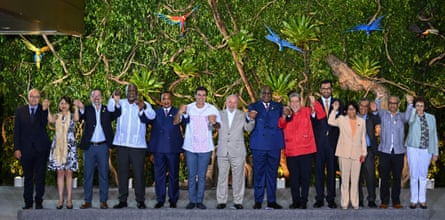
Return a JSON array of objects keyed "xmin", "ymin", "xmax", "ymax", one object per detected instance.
[{"xmin": 216, "ymin": 95, "xmax": 256, "ymax": 209}]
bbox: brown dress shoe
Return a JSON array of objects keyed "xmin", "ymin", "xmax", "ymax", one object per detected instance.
[
  {"xmin": 393, "ymin": 204, "xmax": 403, "ymax": 209},
  {"xmin": 100, "ymin": 201, "xmax": 108, "ymax": 209},
  {"xmin": 80, "ymin": 202, "xmax": 92, "ymax": 209},
  {"xmin": 379, "ymin": 204, "xmax": 389, "ymax": 209}
]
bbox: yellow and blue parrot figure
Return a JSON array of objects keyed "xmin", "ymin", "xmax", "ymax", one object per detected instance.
[
  {"xmin": 20, "ymin": 35, "xmax": 50, "ymax": 70},
  {"xmin": 156, "ymin": 5, "xmax": 199, "ymax": 36},
  {"xmin": 347, "ymin": 15, "xmax": 384, "ymax": 36},
  {"xmin": 265, "ymin": 25, "xmax": 304, "ymax": 53}
]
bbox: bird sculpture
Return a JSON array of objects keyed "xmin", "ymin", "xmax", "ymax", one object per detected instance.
[
  {"xmin": 347, "ymin": 15, "xmax": 385, "ymax": 36},
  {"xmin": 409, "ymin": 24, "xmax": 439, "ymax": 38},
  {"xmin": 156, "ymin": 5, "xmax": 199, "ymax": 36},
  {"xmin": 20, "ymin": 35, "xmax": 50, "ymax": 70},
  {"xmin": 265, "ymin": 25, "xmax": 304, "ymax": 53}
]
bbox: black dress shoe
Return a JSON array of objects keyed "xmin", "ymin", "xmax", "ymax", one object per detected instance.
[
  {"xmin": 169, "ymin": 203, "xmax": 177, "ymax": 208},
  {"xmin": 289, "ymin": 202, "xmax": 300, "ymax": 209},
  {"xmin": 313, "ymin": 201, "xmax": 323, "ymax": 208},
  {"xmin": 267, "ymin": 202, "xmax": 282, "ymax": 209},
  {"xmin": 186, "ymin": 202, "xmax": 196, "ymax": 209},
  {"xmin": 253, "ymin": 202, "xmax": 262, "ymax": 209},
  {"xmin": 22, "ymin": 204, "xmax": 33, "ymax": 210},
  {"xmin": 409, "ymin": 203, "xmax": 417, "ymax": 209},
  {"xmin": 419, "ymin": 203, "xmax": 427, "ymax": 209},
  {"xmin": 328, "ymin": 201, "xmax": 337, "ymax": 209},
  {"xmin": 233, "ymin": 204, "xmax": 243, "ymax": 209},
  {"xmin": 137, "ymin": 202, "xmax": 146, "ymax": 209},
  {"xmin": 216, "ymin": 203, "xmax": 226, "ymax": 209},
  {"xmin": 35, "ymin": 203, "xmax": 43, "ymax": 209},
  {"xmin": 368, "ymin": 201, "xmax": 377, "ymax": 208},
  {"xmin": 300, "ymin": 203, "xmax": 307, "ymax": 209},
  {"xmin": 359, "ymin": 201, "xmax": 364, "ymax": 207},
  {"xmin": 154, "ymin": 202, "xmax": 164, "ymax": 208},
  {"xmin": 196, "ymin": 203, "xmax": 206, "ymax": 209},
  {"xmin": 113, "ymin": 201, "xmax": 128, "ymax": 209}
]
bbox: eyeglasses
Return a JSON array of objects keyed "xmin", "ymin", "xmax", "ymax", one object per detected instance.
[
  {"xmin": 388, "ymin": 102, "xmax": 399, "ymax": 105},
  {"xmin": 29, "ymin": 95, "xmax": 40, "ymax": 99},
  {"xmin": 415, "ymin": 104, "xmax": 424, "ymax": 107}
]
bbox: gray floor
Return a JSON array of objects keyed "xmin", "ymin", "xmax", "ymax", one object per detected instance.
[{"xmin": 1, "ymin": 185, "xmax": 444, "ymax": 220}]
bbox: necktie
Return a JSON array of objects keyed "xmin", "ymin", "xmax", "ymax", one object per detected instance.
[
  {"xmin": 325, "ymin": 99, "xmax": 329, "ymax": 114},
  {"xmin": 265, "ymin": 103, "xmax": 269, "ymax": 112},
  {"xmin": 164, "ymin": 109, "xmax": 169, "ymax": 117},
  {"xmin": 31, "ymin": 108, "xmax": 35, "ymax": 116}
]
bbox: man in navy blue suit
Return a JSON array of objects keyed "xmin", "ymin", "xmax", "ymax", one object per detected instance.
[
  {"xmin": 312, "ymin": 80, "xmax": 343, "ymax": 209},
  {"xmin": 145, "ymin": 91, "xmax": 184, "ymax": 208},
  {"xmin": 248, "ymin": 86, "xmax": 284, "ymax": 209},
  {"xmin": 14, "ymin": 88, "xmax": 51, "ymax": 209},
  {"xmin": 76, "ymin": 88, "xmax": 120, "ymax": 209}
]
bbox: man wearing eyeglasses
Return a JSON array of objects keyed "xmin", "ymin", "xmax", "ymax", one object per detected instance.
[
  {"xmin": 373, "ymin": 92, "xmax": 413, "ymax": 209},
  {"xmin": 14, "ymin": 89, "xmax": 51, "ymax": 209}
]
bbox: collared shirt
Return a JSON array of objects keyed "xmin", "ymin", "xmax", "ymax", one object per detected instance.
[
  {"xmin": 108, "ymin": 98, "xmax": 155, "ymax": 149},
  {"xmin": 226, "ymin": 108, "xmax": 235, "ymax": 128},
  {"xmin": 29, "ymin": 105, "xmax": 37, "ymax": 115},
  {"xmin": 358, "ymin": 114, "xmax": 371, "ymax": 147},
  {"xmin": 375, "ymin": 98, "xmax": 413, "ymax": 154},
  {"xmin": 182, "ymin": 102, "xmax": 221, "ymax": 153},
  {"xmin": 91, "ymin": 104, "xmax": 106, "ymax": 142}
]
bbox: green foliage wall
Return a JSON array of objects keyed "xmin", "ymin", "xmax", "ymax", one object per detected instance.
[{"xmin": 1, "ymin": 0, "xmax": 444, "ymax": 186}]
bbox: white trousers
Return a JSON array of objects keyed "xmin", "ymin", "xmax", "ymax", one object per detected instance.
[{"xmin": 407, "ymin": 147, "xmax": 432, "ymax": 203}]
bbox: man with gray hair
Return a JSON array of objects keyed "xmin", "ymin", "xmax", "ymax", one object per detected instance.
[
  {"xmin": 14, "ymin": 88, "xmax": 50, "ymax": 209},
  {"xmin": 216, "ymin": 95, "xmax": 256, "ymax": 209}
]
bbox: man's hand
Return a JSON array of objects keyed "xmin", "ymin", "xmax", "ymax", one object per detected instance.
[
  {"xmin": 283, "ymin": 106, "xmax": 291, "ymax": 116},
  {"xmin": 406, "ymin": 94, "xmax": 414, "ymax": 104},
  {"xmin": 113, "ymin": 89, "xmax": 121, "ymax": 104},
  {"xmin": 179, "ymin": 104, "xmax": 187, "ymax": 114},
  {"xmin": 14, "ymin": 150, "xmax": 21, "ymax": 159},
  {"xmin": 137, "ymin": 99, "xmax": 146, "ymax": 111},
  {"xmin": 248, "ymin": 110, "xmax": 257, "ymax": 120},
  {"xmin": 42, "ymin": 99, "xmax": 49, "ymax": 111},
  {"xmin": 73, "ymin": 99, "xmax": 84, "ymax": 110}
]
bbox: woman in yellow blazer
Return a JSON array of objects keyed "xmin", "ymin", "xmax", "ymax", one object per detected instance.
[{"xmin": 328, "ymin": 101, "xmax": 367, "ymax": 209}]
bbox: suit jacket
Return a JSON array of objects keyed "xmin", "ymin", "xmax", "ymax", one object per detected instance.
[
  {"xmin": 312, "ymin": 97, "xmax": 343, "ymax": 149},
  {"xmin": 217, "ymin": 109, "xmax": 255, "ymax": 158},
  {"xmin": 248, "ymin": 101, "xmax": 284, "ymax": 151},
  {"xmin": 328, "ymin": 112, "xmax": 367, "ymax": 160},
  {"xmin": 363, "ymin": 112, "xmax": 380, "ymax": 153},
  {"xmin": 13, "ymin": 104, "xmax": 51, "ymax": 154},
  {"xmin": 147, "ymin": 107, "xmax": 184, "ymax": 153},
  {"xmin": 78, "ymin": 104, "xmax": 120, "ymax": 150}
]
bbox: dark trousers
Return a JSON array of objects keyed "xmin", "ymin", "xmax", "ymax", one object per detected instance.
[
  {"xmin": 252, "ymin": 149, "xmax": 281, "ymax": 203},
  {"xmin": 116, "ymin": 146, "xmax": 147, "ymax": 203},
  {"xmin": 379, "ymin": 151, "xmax": 404, "ymax": 205},
  {"xmin": 21, "ymin": 148, "xmax": 48, "ymax": 205},
  {"xmin": 359, "ymin": 148, "xmax": 376, "ymax": 203},
  {"xmin": 153, "ymin": 152, "xmax": 180, "ymax": 204},
  {"xmin": 314, "ymin": 145, "xmax": 336, "ymax": 202},
  {"xmin": 287, "ymin": 154, "xmax": 314, "ymax": 204}
]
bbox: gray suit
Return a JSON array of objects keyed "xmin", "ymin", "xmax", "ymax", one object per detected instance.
[{"xmin": 216, "ymin": 109, "xmax": 255, "ymax": 204}]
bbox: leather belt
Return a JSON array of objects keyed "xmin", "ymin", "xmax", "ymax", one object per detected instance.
[{"xmin": 90, "ymin": 141, "xmax": 106, "ymax": 146}]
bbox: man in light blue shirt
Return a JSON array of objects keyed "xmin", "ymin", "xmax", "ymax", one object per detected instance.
[
  {"xmin": 107, "ymin": 84, "xmax": 155, "ymax": 209},
  {"xmin": 374, "ymin": 92, "xmax": 413, "ymax": 209}
]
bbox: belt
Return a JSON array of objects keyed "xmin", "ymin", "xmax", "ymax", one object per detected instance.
[{"xmin": 90, "ymin": 141, "xmax": 106, "ymax": 146}]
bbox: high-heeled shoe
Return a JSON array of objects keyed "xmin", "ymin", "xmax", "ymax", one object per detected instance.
[
  {"xmin": 56, "ymin": 200, "xmax": 64, "ymax": 209},
  {"xmin": 66, "ymin": 201, "xmax": 73, "ymax": 209}
]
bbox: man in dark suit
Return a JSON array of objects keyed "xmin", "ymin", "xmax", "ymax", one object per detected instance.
[
  {"xmin": 357, "ymin": 98, "xmax": 380, "ymax": 208},
  {"xmin": 248, "ymin": 86, "xmax": 284, "ymax": 209},
  {"xmin": 312, "ymin": 80, "xmax": 343, "ymax": 209},
  {"xmin": 75, "ymin": 88, "xmax": 120, "ymax": 209},
  {"xmin": 14, "ymin": 88, "xmax": 51, "ymax": 209},
  {"xmin": 145, "ymin": 91, "xmax": 184, "ymax": 209}
]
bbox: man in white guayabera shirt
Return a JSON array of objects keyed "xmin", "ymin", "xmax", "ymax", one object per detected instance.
[
  {"xmin": 174, "ymin": 86, "xmax": 221, "ymax": 210},
  {"xmin": 107, "ymin": 84, "xmax": 156, "ymax": 209}
]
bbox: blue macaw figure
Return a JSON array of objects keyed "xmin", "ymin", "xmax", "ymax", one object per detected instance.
[
  {"xmin": 265, "ymin": 25, "xmax": 303, "ymax": 53},
  {"xmin": 347, "ymin": 15, "xmax": 384, "ymax": 36},
  {"xmin": 156, "ymin": 5, "xmax": 199, "ymax": 36},
  {"xmin": 20, "ymin": 35, "xmax": 50, "ymax": 70}
]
